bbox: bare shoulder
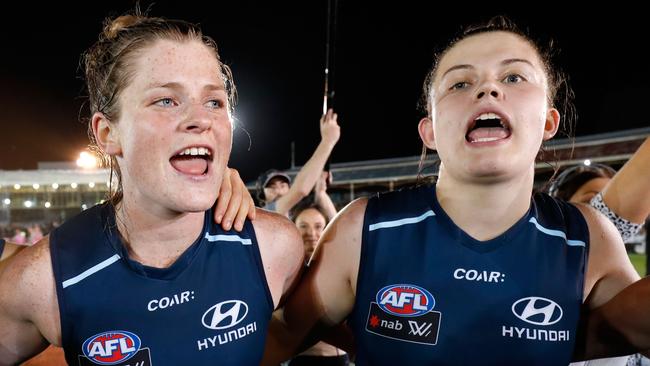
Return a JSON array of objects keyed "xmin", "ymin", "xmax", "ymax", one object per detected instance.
[
  {"xmin": 574, "ymin": 203, "xmax": 640, "ymax": 308},
  {"xmin": 253, "ymin": 208, "xmax": 304, "ymax": 256},
  {"xmin": 312, "ymin": 197, "xmax": 368, "ymax": 295},
  {"xmin": 0, "ymin": 241, "xmax": 26, "ymax": 275},
  {"xmin": 1, "ymin": 237, "xmax": 54, "ymax": 301},
  {"xmin": 253, "ymin": 209, "xmax": 304, "ymax": 308},
  {"xmin": 0, "ymin": 235, "xmax": 61, "ymax": 346},
  {"xmin": 1, "ymin": 241, "xmax": 25, "ymax": 261},
  {"xmin": 318, "ymin": 197, "xmax": 368, "ymax": 254}
]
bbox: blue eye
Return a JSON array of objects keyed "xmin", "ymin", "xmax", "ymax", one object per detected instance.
[
  {"xmin": 503, "ymin": 74, "xmax": 524, "ymax": 83},
  {"xmin": 206, "ymin": 99, "xmax": 224, "ymax": 109},
  {"xmin": 154, "ymin": 98, "xmax": 175, "ymax": 107}
]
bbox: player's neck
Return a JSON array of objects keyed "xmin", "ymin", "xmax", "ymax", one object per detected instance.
[
  {"xmin": 114, "ymin": 195, "xmax": 205, "ymax": 268},
  {"xmin": 436, "ymin": 168, "xmax": 534, "ymax": 241}
]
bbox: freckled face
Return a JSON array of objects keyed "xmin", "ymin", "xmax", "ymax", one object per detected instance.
[{"xmin": 115, "ymin": 39, "xmax": 232, "ymax": 214}]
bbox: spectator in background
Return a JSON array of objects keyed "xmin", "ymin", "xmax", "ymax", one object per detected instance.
[
  {"xmin": 549, "ymin": 163, "xmax": 616, "ymax": 203},
  {"xmin": 549, "ymin": 137, "xmax": 649, "ymax": 244},
  {"xmin": 28, "ymin": 224, "xmax": 43, "ymax": 244},
  {"xmin": 283, "ymin": 191, "xmax": 348, "ymax": 366},
  {"xmin": 291, "ymin": 173, "xmax": 338, "ymax": 262},
  {"xmin": 556, "ymin": 137, "xmax": 650, "ymax": 365},
  {"xmin": 257, "ymin": 109, "xmax": 340, "ymax": 216},
  {"xmin": 10, "ymin": 227, "xmax": 26, "ymax": 245}
]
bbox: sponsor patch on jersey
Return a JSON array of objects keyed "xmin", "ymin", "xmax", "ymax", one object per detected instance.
[
  {"xmin": 366, "ymin": 284, "xmax": 441, "ymax": 345},
  {"xmin": 501, "ymin": 296, "xmax": 571, "ymax": 342},
  {"xmin": 79, "ymin": 331, "xmax": 150, "ymax": 365},
  {"xmin": 375, "ymin": 284, "xmax": 435, "ymax": 317},
  {"xmin": 196, "ymin": 299, "xmax": 259, "ymax": 351}
]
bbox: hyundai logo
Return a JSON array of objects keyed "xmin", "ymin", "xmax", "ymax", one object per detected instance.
[
  {"xmin": 202, "ymin": 300, "xmax": 249, "ymax": 330},
  {"xmin": 512, "ymin": 297, "xmax": 563, "ymax": 326}
]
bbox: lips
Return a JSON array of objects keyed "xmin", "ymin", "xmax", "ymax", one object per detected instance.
[
  {"xmin": 169, "ymin": 146, "xmax": 213, "ymax": 176},
  {"xmin": 465, "ymin": 111, "xmax": 511, "ymax": 143}
]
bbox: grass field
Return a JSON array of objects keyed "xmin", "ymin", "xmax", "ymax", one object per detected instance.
[{"xmin": 629, "ymin": 253, "xmax": 647, "ymax": 277}]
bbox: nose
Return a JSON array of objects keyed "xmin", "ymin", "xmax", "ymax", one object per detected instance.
[
  {"xmin": 180, "ymin": 103, "xmax": 212, "ymax": 133},
  {"xmin": 475, "ymin": 82, "xmax": 502, "ymax": 100},
  {"xmin": 307, "ymin": 227, "xmax": 319, "ymax": 239}
]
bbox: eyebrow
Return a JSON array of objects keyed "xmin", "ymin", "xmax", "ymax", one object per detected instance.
[
  {"xmin": 146, "ymin": 81, "xmax": 226, "ymax": 92},
  {"xmin": 441, "ymin": 58, "xmax": 535, "ymax": 79}
]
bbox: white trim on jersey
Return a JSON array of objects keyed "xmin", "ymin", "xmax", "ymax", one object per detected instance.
[
  {"xmin": 369, "ymin": 210, "xmax": 436, "ymax": 232},
  {"xmin": 204, "ymin": 233, "xmax": 252, "ymax": 245},
  {"xmin": 528, "ymin": 217, "xmax": 586, "ymax": 247},
  {"xmin": 62, "ymin": 254, "xmax": 121, "ymax": 289}
]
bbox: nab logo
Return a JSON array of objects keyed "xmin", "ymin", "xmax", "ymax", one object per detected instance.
[
  {"xmin": 512, "ymin": 297, "xmax": 563, "ymax": 326},
  {"xmin": 202, "ymin": 300, "xmax": 249, "ymax": 330},
  {"xmin": 376, "ymin": 284, "xmax": 435, "ymax": 317},
  {"xmin": 82, "ymin": 331, "xmax": 141, "ymax": 365}
]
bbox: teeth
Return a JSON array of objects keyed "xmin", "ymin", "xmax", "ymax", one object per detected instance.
[
  {"xmin": 178, "ymin": 147, "xmax": 212, "ymax": 156},
  {"xmin": 471, "ymin": 137, "xmax": 501, "ymax": 143},
  {"xmin": 475, "ymin": 112, "xmax": 500, "ymax": 120}
]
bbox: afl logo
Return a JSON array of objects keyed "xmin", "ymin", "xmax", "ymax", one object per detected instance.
[
  {"xmin": 376, "ymin": 284, "xmax": 435, "ymax": 317},
  {"xmin": 81, "ymin": 330, "xmax": 141, "ymax": 365},
  {"xmin": 202, "ymin": 300, "xmax": 249, "ymax": 330},
  {"xmin": 512, "ymin": 297, "xmax": 563, "ymax": 326}
]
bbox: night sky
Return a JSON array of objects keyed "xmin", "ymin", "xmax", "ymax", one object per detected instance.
[{"xmin": 1, "ymin": 1, "xmax": 648, "ymax": 181}]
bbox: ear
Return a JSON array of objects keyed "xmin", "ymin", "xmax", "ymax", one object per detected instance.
[
  {"xmin": 543, "ymin": 108, "xmax": 560, "ymax": 141},
  {"xmin": 91, "ymin": 112, "xmax": 122, "ymax": 155},
  {"xmin": 418, "ymin": 117, "xmax": 436, "ymax": 150}
]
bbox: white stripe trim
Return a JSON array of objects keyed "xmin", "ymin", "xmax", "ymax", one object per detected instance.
[
  {"xmin": 369, "ymin": 210, "xmax": 435, "ymax": 232},
  {"xmin": 62, "ymin": 254, "xmax": 121, "ymax": 289},
  {"xmin": 529, "ymin": 217, "xmax": 586, "ymax": 247},
  {"xmin": 204, "ymin": 233, "xmax": 252, "ymax": 245}
]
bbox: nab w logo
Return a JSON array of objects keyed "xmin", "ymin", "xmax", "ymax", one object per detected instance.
[
  {"xmin": 202, "ymin": 300, "xmax": 249, "ymax": 330},
  {"xmin": 512, "ymin": 297, "xmax": 563, "ymax": 326}
]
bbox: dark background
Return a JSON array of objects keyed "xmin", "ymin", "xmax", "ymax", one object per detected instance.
[{"xmin": 1, "ymin": 1, "xmax": 647, "ymax": 181}]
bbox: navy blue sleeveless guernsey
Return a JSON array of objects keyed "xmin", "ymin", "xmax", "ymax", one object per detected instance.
[
  {"xmin": 50, "ymin": 204, "xmax": 273, "ymax": 366},
  {"xmin": 349, "ymin": 184, "xmax": 589, "ymax": 366},
  {"xmin": 0, "ymin": 238, "xmax": 5, "ymax": 257}
]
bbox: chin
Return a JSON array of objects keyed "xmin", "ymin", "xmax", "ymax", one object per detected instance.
[{"xmin": 173, "ymin": 192, "xmax": 217, "ymax": 213}]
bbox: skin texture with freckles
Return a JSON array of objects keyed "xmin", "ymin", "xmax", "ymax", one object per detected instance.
[
  {"xmin": 0, "ymin": 33, "xmax": 304, "ymax": 365},
  {"xmin": 114, "ymin": 39, "xmax": 232, "ymax": 217}
]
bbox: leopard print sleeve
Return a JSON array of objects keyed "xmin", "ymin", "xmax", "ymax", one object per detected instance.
[{"xmin": 589, "ymin": 192, "xmax": 644, "ymax": 242}]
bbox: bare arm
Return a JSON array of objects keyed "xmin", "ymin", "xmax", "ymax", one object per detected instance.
[
  {"xmin": 0, "ymin": 238, "xmax": 60, "ymax": 365},
  {"xmin": 314, "ymin": 172, "xmax": 338, "ymax": 222},
  {"xmin": 575, "ymin": 276, "xmax": 650, "ymax": 361},
  {"xmin": 580, "ymin": 204, "xmax": 640, "ymax": 309},
  {"xmin": 600, "ymin": 137, "xmax": 650, "ymax": 224},
  {"xmin": 253, "ymin": 210, "xmax": 305, "ymax": 309},
  {"xmin": 261, "ymin": 198, "xmax": 365, "ymax": 365},
  {"xmin": 572, "ymin": 203, "xmax": 642, "ymax": 360},
  {"xmin": 275, "ymin": 110, "xmax": 340, "ymax": 216}
]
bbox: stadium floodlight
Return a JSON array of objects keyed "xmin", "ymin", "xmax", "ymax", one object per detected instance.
[{"xmin": 76, "ymin": 151, "xmax": 98, "ymax": 169}]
